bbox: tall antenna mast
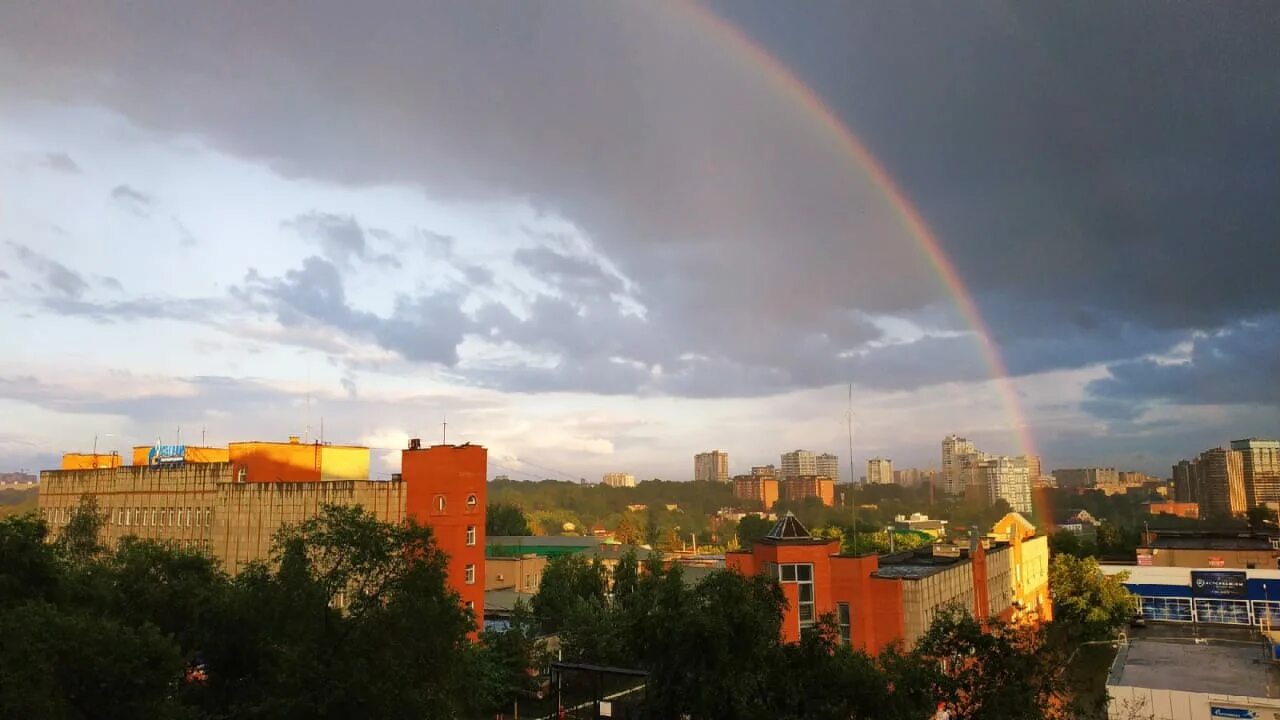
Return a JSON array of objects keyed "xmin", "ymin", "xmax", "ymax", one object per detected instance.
[
  {"xmin": 848, "ymin": 383, "xmax": 858, "ymax": 555},
  {"xmin": 442, "ymin": 416, "xmax": 448, "ymax": 446}
]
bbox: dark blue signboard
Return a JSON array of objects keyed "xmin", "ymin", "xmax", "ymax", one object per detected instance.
[
  {"xmin": 1210, "ymin": 706, "xmax": 1256, "ymax": 718},
  {"xmin": 148, "ymin": 444, "xmax": 186, "ymax": 466},
  {"xmin": 1192, "ymin": 571, "xmax": 1247, "ymax": 598}
]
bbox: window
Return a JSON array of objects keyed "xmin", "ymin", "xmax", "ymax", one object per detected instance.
[
  {"xmin": 435, "ymin": 495, "xmax": 446, "ymax": 512},
  {"xmin": 466, "ymin": 493, "xmax": 478, "ymax": 508},
  {"xmin": 778, "ymin": 562, "xmax": 816, "ymax": 631},
  {"xmin": 465, "ymin": 600, "xmax": 475, "ymax": 611},
  {"xmin": 466, "ymin": 525, "xmax": 477, "ymax": 546},
  {"xmin": 837, "ymin": 602, "xmax": 851, "ymax": 644},
  {"xmin": 465, "ymin": 564, "xmax": 476, "ymax": 585}
]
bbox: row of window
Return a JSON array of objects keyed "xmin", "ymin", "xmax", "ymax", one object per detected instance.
[
  {"xmin": 112, "ymin": 506, "xmax": 212, "ymax": 529},
  {"xmin": 434, "ymin": 494, "xmax": 480, "ymax": 512},
  {"xmin": 1136, "ymin": 596, "xmax": 1280, "ymax": 626}
]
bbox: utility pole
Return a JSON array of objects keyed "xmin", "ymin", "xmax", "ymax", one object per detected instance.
[{"xmin": 848, "ymin": 383, "xmax": 858, "ymax": 555}]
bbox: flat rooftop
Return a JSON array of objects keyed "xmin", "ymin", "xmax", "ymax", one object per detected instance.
[{"xmin": 1109, "ymin": 625, "xmax": 1280, "ymax": 698}]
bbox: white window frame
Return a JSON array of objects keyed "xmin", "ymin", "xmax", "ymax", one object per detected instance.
[
  {"xmin": 465, "ymin": 564, "xmax": 476, "ymax": 585},
  {"xmin": 466, "ymin": 525, "xmax": 477, "ymax": 546}
]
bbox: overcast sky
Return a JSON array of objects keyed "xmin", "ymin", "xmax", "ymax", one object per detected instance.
[{"xmin": 1, "ymin": 2, "xmax": 1277, "ymax": 480}]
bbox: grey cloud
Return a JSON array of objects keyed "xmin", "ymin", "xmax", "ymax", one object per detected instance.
[
  {"xmin": 419, "ymin": 230, "xmax": 454, "ymax": 257},
  {"xmin": 462, "ymin": 265, "xmax": 493, "ymax": 286},
  {"xmin": 111, "ymin": 184, "xmax": 153, "ymax": 215},
  {"xmin": 41, "ymin": 152, "xmax": 80, "ymax": 173},
  {"xmin": 340, "ymin": 376, "xmax": 358, "ymax": 398},
  {"xmin": 6, "ymin": 241, "xmax": 89, "ymax": 299},
  {"xmin": 285, "ymin": 211, "xmax": 400, "ymax": 268},
  {"xmin": 238, "ymin": 256, "xmax": 468, "ymax": 365},
  {"xmin": 97, "ymin": 275, "xmax": 124, "ymax": 292},
  {"xmin": 1084, "ymin": 314, "xmax": 1280, "ymax": 419},
  {"xmin": 2, "ymin": 2, "xmax": 1273, "ymax": 399},
  {"xmin": 173, "ymin": 217, "xmax": 197, "ymax": 247},
  {"xmin": 40, "ymin": 295, "xmax": 216, "ymax": 322}
]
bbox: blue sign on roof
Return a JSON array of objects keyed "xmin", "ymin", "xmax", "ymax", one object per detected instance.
[
  {"xmin": 148, "ymin": 444, "xmax": 186, "ymax": 466},
  {"xmin": 1210, "ymin": 706, "xmax": 1255, "ymax": 719}
]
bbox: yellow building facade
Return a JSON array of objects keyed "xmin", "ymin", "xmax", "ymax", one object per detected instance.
[
  {"xmin": 228, "ymin": 438, "xmax": 370, "ymax": 482},
  {"xmin": 990, "ymin": 512, "xmax": 1053, "ymax": 623}
]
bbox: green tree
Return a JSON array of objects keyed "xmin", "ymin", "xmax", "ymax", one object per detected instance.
[
  {"xmin": 487, "ymin": 502, "xmax": 533, "ymax": 536},
  {"xmin": 737, "ymin": 514, "xmax": 774, "ymax": 549},
  {"xmin": 1248, "ymin": 505, "xmax": 1278, "ymax": 531},
  {"xmin": 1048, "ymin": 554, "xmax": 1134, "ymax": 645},
  {"xmin": 613, "ymin": 511, "xmax": 646, "ymax": 545},
  {"xmin": 916, "ymin": 605, "xmax": 1060, "ymax": 720},
  {"xmin": 530, "ymin": 554, "xmax": 608, "ymax": 634}
]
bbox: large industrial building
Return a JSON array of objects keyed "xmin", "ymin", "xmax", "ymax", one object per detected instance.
[
  {"xmin": 37, "ymin": 437, "xmax": 487, "ymax": 627},
  {"xmin": 726, "ymin": 512, "xmax": 1051, "ymax": 650}
]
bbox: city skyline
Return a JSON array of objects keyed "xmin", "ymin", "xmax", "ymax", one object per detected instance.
[{"xmin": 1, "ymin": 3, "xmax": 1277, "ymax": 481}]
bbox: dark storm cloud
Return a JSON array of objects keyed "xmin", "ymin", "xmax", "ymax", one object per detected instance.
[
  {"xmin": 285, "ymin": 211, "xmax": 400, "ymax": 268},
  {"xmin": 40, "ymin": 152, "xmax": 79, "ymax": 173},
  {"xmin": 6, "ymin": 241, "xmax": 89, "ymax": 299},
  {"xmin": 2, "ymin": 2, "xmax": 1274, "ymax": 399},
  {"xmin": 236, "ymin": 256, "xmax": 469, "ymax": 365},
  {"xmin": 110, "ymin": 185, "xmax": 153, "ymax": 216},
  {"xmin": 1083, "ymin": 314, "xmax": 1280, "ymax": 419}
]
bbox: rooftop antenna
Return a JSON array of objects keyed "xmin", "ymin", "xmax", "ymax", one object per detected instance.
[
  {"xmin": 320, "ymin": 417, "xmax": 325, "ymax": 445},
  {"xmin": 848, "ymin": 383, "xmax": 858, "ymax": 555},
  {"xmin": 201, "ymin": 426, "xmax": 206, "ymax": 447},
  {"xmin": 442, "ymin": 416, "xmax": 448, "ymax": 446},
  {"xmin": 177, "ymin": 426, "xmax": 182, "ymax": 446}
]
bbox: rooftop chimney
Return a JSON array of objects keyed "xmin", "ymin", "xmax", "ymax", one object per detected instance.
[{"xmin": 408, "ymin": 438, "xmax": 421, "ymax": 450}]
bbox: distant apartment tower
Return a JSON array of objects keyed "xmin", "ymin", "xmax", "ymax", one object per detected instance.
[
  {"xmin": 694, "ymin": 450, "xmax": 730, "ymax": 483},
  {"xmin": 1172, "ymin": 460, "xmax": 1200, "ymax": 503},
  {"xmin": 751, "ymin": 465, "xmax": 777, "ymax": 479},
  {"xmin": 1052, "ymin": 467, "xmax": 1119, "ymax": 490},
  {"xmin": 780, "ymin": 450, "xmax": 817, "ymax": 480},
  {"xmin": 733, "ymin": 474, "xmax": 779, "ymax": 510},
  {"xmin": 1197, "ymin": 448, "xmax": 1247, "ymax": 517},
  {"xmin": 602, "ymin": 472, "xmax": 636, "ymax": 488},
  {"xmin": 867, "ymin": 457, "xmax": 894, "ymax": 485},
  {"xmin": 1231, "ymin": 438, "xmax": 1280, "ymax": 507},
  {"xmin": 816, "ymin": 453, "xmax": 840, "ymax": 483},
  {"xmin": 981, "ymin": 456, "xmax": 1032, "ymax": 514},
  {"xmin": 942, "ymin": 435, "xmax": 975, "ymax": 495},
  {"xmin": 1021, "ymin": 455, "xmax": 1043, "ymax": 483}
]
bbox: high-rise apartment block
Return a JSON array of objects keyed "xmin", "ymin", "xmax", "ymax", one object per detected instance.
[
  {"xmin": 1052, "ymin": 467, "xmax": 1120, "ymax": 490},
  {"xmin": 780, "ymin": 450, "xmax": 817, "ymax": 480},
  {"xmin": 733, "ymin": 474, "xmax": 779, "ymax": 510},
  {"xmin": 694, "ymin": 450, "xmax": 730, "ymax": 483},
  {"xmin": 981, "ymin": 456, "xmax": 1032, "ymax": 514},
  {"xmin": 1197, "ymin": 447, "xmax": 1247, "ymax": 517},
  {"xmin": 602, "ymin": 472, "xmax": 636, "ymax": 488},
  {"xmin": 1231, "ymin": 438, "xmax": 1280, "ymax": 507},
  {"xmin": 816, "ymin": 453, "xmax": 840, "ymax": 483},
  {"xmin": 867, "ymin": 457, "xmax": 893, "ymax": 485},
  {"xmin": 1172, "ymin": 459, "xmax": 1200, "ymax": 504},
  {"xmin": 751, "ymin": 465, "xmax": 777, "ymax": 479},
  {"xmin": 942, "ymin": 435, "xmax": 976, "ymax": 495}
]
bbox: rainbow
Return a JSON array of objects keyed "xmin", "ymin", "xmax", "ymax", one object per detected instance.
[{"xmin": 674, "ymin": 2, "xmax": 1052, "ymax": 524}]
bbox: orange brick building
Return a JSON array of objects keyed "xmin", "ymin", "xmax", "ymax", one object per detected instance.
[
  {"xmin": 1145, "ymin": 501, "xmax": 1200, "ymax": 519},
  {"xmin": 401, "ymin": 440, "xmax": 487, "ymax": 621},
  {"xmin": 727, "ymin": 513, "xmax": 1032, "ymax": 651},
  {"xmin": 733, "ymin": 474, "xmax": 779, "ymax": 510},
  {"xmin": 781, "ymin": 475, "xmax": 835, "ymax": 506}
]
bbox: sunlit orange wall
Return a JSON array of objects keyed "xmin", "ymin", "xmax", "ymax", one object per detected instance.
[
  {"xmin": 402, "ymin": 444, "xmax": 487, "ymax": 632},
  {"xmin": 228, "ymin": 441, "xmax": 369, "ymax": 482},
  {"xmin": 60, "ymin": 453, "xmax": 122, "ymax": 470}
]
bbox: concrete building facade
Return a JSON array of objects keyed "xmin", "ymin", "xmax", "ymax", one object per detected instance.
[
  {"xmin": 816, "ymin": 453, "xmax": 840, "ymax": 483},
  {"xmin": 867, "ymin": 457, "xmax": 893, "ymax": 485},
  {"xmin": 601, "ymin": 472, "xmax": 636, "ymax": 488},
  {"xmin": 780, "ymin": 450, "xmax": 817, "ymax": 480},
  {"xmin": 942, "ymin": 435, "xmax": 975, "ymax": 495},
  {"xmin": 982, "ymin": 456, "xmax": 1032, "ymax": 514},
  {"xmin": 1172, "ymin": 460, "xmax": 1200, "ymax": 504},
  {"xmin": 694, "ymin": 451, "xmax": 729, "ymax": 483}
]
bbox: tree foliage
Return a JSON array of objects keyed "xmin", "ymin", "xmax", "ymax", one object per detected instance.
[
  {"xmin": 1048, "ymin": 554, "xmax": 1134, "ymax": 644},
  {"xmin": 486, "ymin": 502, "xmax": 533, "ymax": 536},
  {"xmin": 0, "ymin": 504, "xmax": 494, "ymax": 719}
]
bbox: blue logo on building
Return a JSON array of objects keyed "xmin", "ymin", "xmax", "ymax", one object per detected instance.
[
  {"xmin": 1192, "ymin": 571, "xmax": 1247, "ymax": 598},
  {"xmin": 148, "ymin": 444, "xmax": 186, "ymax": 466},
  {"xmin": 1211, "ymin": 706, "xmax": 1256, "ymax": 718}
]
